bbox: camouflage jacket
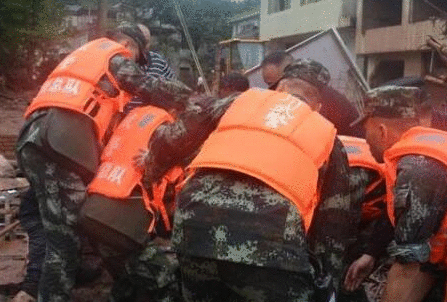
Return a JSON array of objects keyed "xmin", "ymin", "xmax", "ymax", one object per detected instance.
[
  {"xmin": 140, "ymin": 89, "xmax": 355, "ymax": 293},
  {"xmin": 389, "ymin": 155, "xmax": 447, "ymax": 265},
  {"xmin": 348, "ymin": 167, "xmax": 393, "ymax": 260},
  {"xmin": 109, "ymin": 54, "xmax": 190, "ymax": 111},
  {"xmin": 142, "ymin": 93, "xmax": 239, "ymax": 185}
]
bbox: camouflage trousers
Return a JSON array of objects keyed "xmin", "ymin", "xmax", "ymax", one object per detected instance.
[
  {"xmin": 18, "ymin": 146, "xmax": 86, "ymax": 302},
  {"xmin": 178, "ymin": 255, "xmax": 314, "ymax": 302},
  {"xmin": 172, "ymin": 170, "xmax": 320, "ymax": 301},
  {"xmin": 100, "ymin": 239, "xmax": 182, "ymax": 302}
]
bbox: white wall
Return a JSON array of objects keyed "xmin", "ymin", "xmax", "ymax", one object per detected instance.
[
  {"xmin": 260, "ymin": 0, "xmax": 346, "ymax": 40},
  {"xmin": 404, "ymin": 52, "xmax": 422, "ymax": 77}
]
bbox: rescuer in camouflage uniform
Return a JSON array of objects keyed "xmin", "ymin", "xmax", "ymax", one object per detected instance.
[
  {"xmin": 339, "ymin": 151, "xmax": 393, "ymax": 302},
  {"xmin": 140, "ymin": 59, "xmax": 354, "ymax": 301},
  {"xmin": 279, "ymin": 60, "xmax": 360, "ymax": 299},
  {"xmin": 100, "ymin": 167, "xmax": 185, "ymax": 302},
  {"xmin": 106, "ymin": 239, "xmax": 182, "ymax": 302},
  {"xmin": 81, "ymin": 24, "xmax": 187, "ymax": 302},
  {"xmin": 356, "ymin": 86, "xmax": 447, "ymax": 302},
  {"xmin": 262, "ymin": 52, "xmax": 364, "ymax": 137},
  {"xmin": 16, "ymin": 23, "xmax": 190, "ymax": 302}
]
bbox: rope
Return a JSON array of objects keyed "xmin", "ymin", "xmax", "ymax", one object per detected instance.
[{"xmin": 172, "ymin": 0, "xmax": 212, "ymax": 96}]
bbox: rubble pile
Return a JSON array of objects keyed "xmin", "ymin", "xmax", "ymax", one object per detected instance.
[{"xmin": 0, "ymin": 154, "xmax": 29, "ymax": 301}]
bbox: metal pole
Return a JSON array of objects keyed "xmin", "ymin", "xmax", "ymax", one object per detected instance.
[
  {"xmin": 211, "ymin": 45, "xmax": 223, "ymax": 95},
  {"xmin": 172, "ymin": 0, "xmax": 211, "ymax": 95},
  {"xmin": 430, "ymin": 50, "xmax": 435, "ymax": 74}
]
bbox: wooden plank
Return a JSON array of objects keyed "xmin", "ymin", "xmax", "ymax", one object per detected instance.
[
  {"xmin": 0, "ymin": 178, "xmax": 29, "ymax": 191},
  {"xmin": 0, "ymin": 220, "xmax": 20, "ymax": 238}
]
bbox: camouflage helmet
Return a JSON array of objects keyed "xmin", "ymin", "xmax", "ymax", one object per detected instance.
[
  {"xmin": 282, "ymin": 58, "xmax": 331, "ymax": 89},
  {"xmin": 351, "ymin": 85, "xmax": 426, "ymax": 125},
  {"xmin": 116, "ymin": 22, "xmax": 148, "ymax": 52}
]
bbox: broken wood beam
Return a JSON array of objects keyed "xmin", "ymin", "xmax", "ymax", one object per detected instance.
[{"xmin": 0, "ymin": 220, "xmax": 20, "ymax": 238}]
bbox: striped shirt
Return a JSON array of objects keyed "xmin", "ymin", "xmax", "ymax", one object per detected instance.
[
  {"xmin": 124, "ymin": 51, "xmax": 177, "ymax": 113},
  {"xmin": 144, "ymin": 51, "xmax": 176, "ymax": 80}
]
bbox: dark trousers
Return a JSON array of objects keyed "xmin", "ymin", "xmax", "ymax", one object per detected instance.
[{"xmin": 19, "ymin": 188, "xmax": 46, "ymax": 298}]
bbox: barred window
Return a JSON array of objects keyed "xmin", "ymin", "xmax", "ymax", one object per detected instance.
[{"xmin": 268, "ymin": 0, "xmax": 291, "ymax": 13}]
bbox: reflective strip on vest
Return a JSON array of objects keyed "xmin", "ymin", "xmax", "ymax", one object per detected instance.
[
  {"xmin": 339, "ymin": 135, "xmax": 383, "ymax": 173},
  {"xmin": 88, "ymin": 105, "xmax": 174, "ymax": 198},
  {"xmin": 189, "ymin": 88, "xmax": 336, "ymax": 231},
  {"xmin": 384, "ymin": 126, "xmax": 447, "ymax": 267},
  {"xmin": 25, "ymin": 38, "xmax": 133, "ymax": 146}
]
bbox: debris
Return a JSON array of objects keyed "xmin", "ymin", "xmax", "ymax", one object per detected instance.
[
  {"xmin": 0, "ymin": 237, "xmax": 28, "ymax": 287},
  {"xmin": 0, "ymin": 156, "xmax": 15, "ymax": 178},
  {"xmin": 0, "ymin": 179, "xmax": 29, "ymax": 192},
  {"xmin": 0, "ymin": 221, "xmax": 20, "ymax": 239},
  {"xmin": 426, "ymin": 37, "xmax": 447, "ymax": 87},
  {"xmin": 10, "ymin": 290, "xmax": 36, "ymax": 302}
]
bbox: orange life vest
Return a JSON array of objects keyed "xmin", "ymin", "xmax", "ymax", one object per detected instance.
[
  {"xmin": 189, "ymin": 88, "xmax": 336, "ymax": 231},
  {"xmin": 384, "ymin": 126, "xmax": 447, "ymax": 268},
  {"xmin": 339, "ymin": 135, "xmax": 385, "ymax": 221},
  {"xmin": 25, "ymin": 38, "xmax": 133, "ymax": 147},
  {"xmin": 87, "ymin": 105, "xmax": 183, "ymax": 232}
]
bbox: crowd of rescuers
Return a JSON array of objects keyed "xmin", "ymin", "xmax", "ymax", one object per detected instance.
[
  {"xmin": 11, "ymin": 20, "xmax": 447, "ymax": 302},
  {"xmin": 13, "ymin": 21, "xmax": 190, "ymax": 302}
]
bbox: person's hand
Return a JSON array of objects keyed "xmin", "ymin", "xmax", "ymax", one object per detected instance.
[{"xmin": 344, "ymin": 254, "xmax": 375, "ymax": 292}]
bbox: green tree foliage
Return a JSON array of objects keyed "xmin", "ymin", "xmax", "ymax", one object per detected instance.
[
  {"xmin": 180, "ymin": 0, "xmax": 234, "ymax": 48},
  {"xmin": 115, "ymin": 0, "xmax": 259, "ymax": 75},
  {"xmin": 0, "ymin": 0, "xmax": 259, "ymax": 89},
  {"xmin": 183, "ymin": 0, "xmax": 260, "ymax": 74},
  {"xmin": 0, "ymin": 0, "xmax": 65, "ymax": 89}
]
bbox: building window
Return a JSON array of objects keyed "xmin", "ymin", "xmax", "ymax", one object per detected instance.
[
  {"xmin": 268, "ymin": 0, "xmax": 291, "ymax": 14},
  {"xmin": 370, "ymin": 60, "xmax": 404, "ymax": 88},
  {"xmin": 362, "ymin": 0, "xmax": 402, "ymax": 30},
  {"xmin": 301, "ymin": 0, "xmax": 323, "ymax": 5}
]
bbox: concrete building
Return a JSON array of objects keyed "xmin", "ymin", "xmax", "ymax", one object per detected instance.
[
  {"xmin": 356, "ymin": 0, "xmax": 446, "ymax": 87},
  {"xmin": 63, "ymin": 5, "xmax": 97, "ymax": 31},
  {"xmin": 230, "ymin": 10, "xmax": 261, "ymax": 39},
  {"xmin": 259, "ymin": 0, "xmax": 357, "ymax": 53},
  {"xmin": 255, "ymin": 0, "xmax": 447, "ymax": 87}
]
